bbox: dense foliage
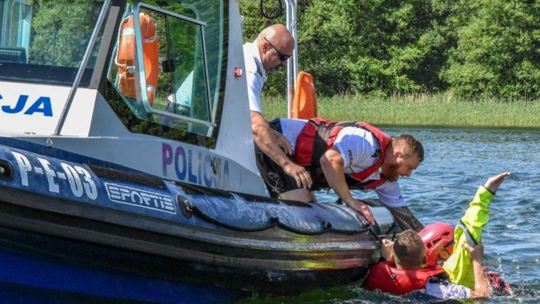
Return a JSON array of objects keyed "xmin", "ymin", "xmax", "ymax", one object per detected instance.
[
  {"xmin": 29, "ymin": 0, "xmax": 102, "ymax": 67},
  {"xmin": 240, "ymin": 0, "xmax": 540, "ymax": 100}
]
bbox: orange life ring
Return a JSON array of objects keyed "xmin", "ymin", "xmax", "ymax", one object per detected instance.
[
  {"xmin": 116, "ymin": 13, "xmax": 159, "ymax": 106},
  {"xmin": 290, "ymin": 71, "xmax": 317, "ymax": 119}
]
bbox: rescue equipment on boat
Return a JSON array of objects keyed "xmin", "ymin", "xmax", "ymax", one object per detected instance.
[
  {"xmin": 290, "ymin": 71, "xmax": 317, "ymax": 119},
  {"xmin": 116, "ymin": 12, "xmax": 159, "ymax": 105},
  {"xmin": 364, "ymin": 261, "xmax": 446, "ymax": 295}
]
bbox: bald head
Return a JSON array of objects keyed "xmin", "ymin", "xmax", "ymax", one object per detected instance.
[
  {"xmin": 256, "ymin": 24, "xmax": 295, "ymax": 72},
  {"xmin": 258, "ymin": 24, "xmax": 295, "ymax": 52}
]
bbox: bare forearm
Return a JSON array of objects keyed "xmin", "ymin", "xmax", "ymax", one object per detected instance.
[
  {"xmin": 320, "ymin": 155, "xmax": 353, "ymax": 204},
  {"xmin": 254, "ymin": 128, "xmax": 289, "ymax": 165},
  {"xmin": 470, "ymin": 260, "xmax": 489, "ymax": 297},
  {"xmin": 320, "ymin": 152, "xmax": 375, "ymax": 224},
  {"xmin": 251, "ymin": 113, "xmax": 311, "ymax": 189},
  {"xmin": 252, "ymin": 117, "xmax": 290, "ymax": 168}
]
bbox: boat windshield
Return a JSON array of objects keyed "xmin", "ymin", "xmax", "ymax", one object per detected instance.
[
  {"xmin": 0, "ymin": 0, "xmax": 107, "ymax": 86},
  {"xmin": 104, "ymin": 1, "xmax": 226, "ymax": 143},
  {"xmin": 0, "ymin": 0, "xmax": 227, "ymax": 146}
]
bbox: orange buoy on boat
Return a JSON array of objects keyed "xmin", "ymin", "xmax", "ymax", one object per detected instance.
[
  {"xmin": 116, "ymin": 13, "xmax": 159, "ymax": 106},
  {"xmin": 290, "ymin": 71, "xmax": 317, "ymax": 119}
]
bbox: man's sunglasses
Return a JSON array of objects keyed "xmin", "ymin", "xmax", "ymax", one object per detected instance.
[{"xmin": 264, "ymin": 38, "xmax": 291, "ymax": 61}]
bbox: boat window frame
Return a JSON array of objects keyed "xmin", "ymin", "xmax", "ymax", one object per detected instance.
[
  {"xmin": 0, "ymin": 0, "xmax": 111, "ymax": 87},
  {"xmin": 132, "ymin": 2, "xmax": 216, "ymax": 129},
  {"xmin": 0, "ymin": 0, "xmax": 32, "ymax": 50}
]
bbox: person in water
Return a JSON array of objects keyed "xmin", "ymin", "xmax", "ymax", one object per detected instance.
[
  {"xmin": 256, "ymin": 117, "xmax": 425, "ymax": 231},
  {"xmin": 244, "ymin": 24, "xmax": 313, "ymax": 193},
  {"xmin": 366, "ymin": 229, "xmax": 489, "ymax": 298},
  {"xmin": 365, "ymin": 172, "xmax": 512, "ymax": 299}
]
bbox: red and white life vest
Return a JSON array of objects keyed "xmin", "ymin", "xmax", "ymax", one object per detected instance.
[
  {"xmin": 294, "ymin": 118, "xmax": 392, "ymax": 190},
  {"xmin": 364, "ymin": 261, "xmax": 447, "ymax": 295}
]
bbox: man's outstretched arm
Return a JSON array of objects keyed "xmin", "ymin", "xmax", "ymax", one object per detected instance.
[
  {"xmin": 320, "ymin": 147, "xmax": 375, "ymax": 225},
  {"xmin": 251, "ymin": 111, "xmax": 312, "ymax": 189},
  {"xmin": 443, "ymin": 172, "xmax": 511, "ymax": 288}
]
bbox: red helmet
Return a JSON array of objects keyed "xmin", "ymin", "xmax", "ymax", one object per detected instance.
[{"xmin": 419, "ymin": 223, "xmax": 454, "ymax": 266}]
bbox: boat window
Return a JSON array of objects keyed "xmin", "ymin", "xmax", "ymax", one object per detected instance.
[
  {"xmin": 105, "ymin": 1, "xmax": 226, "ymax": 146},
  {"xmin": 0, "ymin": 0, "xmax": 107, "ymax": 86}
]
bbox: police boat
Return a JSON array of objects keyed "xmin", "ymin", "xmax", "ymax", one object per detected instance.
[{"xmin": 0, "ymin": 0, "xmax": 400, "ymax": 303}]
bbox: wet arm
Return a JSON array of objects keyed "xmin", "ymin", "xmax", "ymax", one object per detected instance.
[
  {"xmin": 466, "ymin": 242, "xmax": 490, "ymax": 298},
  {"xmin": 469, "ymin": 259, "xmax": 489, "ymax": 297}
]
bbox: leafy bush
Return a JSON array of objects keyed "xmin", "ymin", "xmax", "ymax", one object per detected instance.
[{"xmin": 241, "ymin": 0, "xmax": 540, "ymax": 100}]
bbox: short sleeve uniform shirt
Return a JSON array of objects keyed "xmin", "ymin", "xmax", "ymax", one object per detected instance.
[{"xmin": 243, "ymin": 42, "xmax": 267, "ymax": 113}]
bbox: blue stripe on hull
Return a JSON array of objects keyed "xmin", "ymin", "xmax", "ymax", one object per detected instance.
[{"xmin": 0, "ymin": 251, "xmax": 238, "ymax": 304}]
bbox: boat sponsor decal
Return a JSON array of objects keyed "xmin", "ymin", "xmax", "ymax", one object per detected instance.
[
  {"xmin": 162, "ymin": 143, "xmax": 231, "ymax": 190},
  {"xmin": 105, "ymin": 182, "xmax": 176, "ymax": 214},
  {"xmin": 11, "ymin": 151, "xmax": 98, "ymax": 200},
  {"xmin": 0, "ymin": 94, "xmax": 53, "ymax": 117}
]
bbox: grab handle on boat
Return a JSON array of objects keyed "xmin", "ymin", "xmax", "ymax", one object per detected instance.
[
  {"xmin": 0, "ymin": 160, "xmax": 13, "ymax": 181},
  {"xmin": 366, "ymin": 223, "xmax": 382, "ymax": 243},
  {"xmin": 177, "ymin": 194, "xmax": 193, "ymax": 219}
]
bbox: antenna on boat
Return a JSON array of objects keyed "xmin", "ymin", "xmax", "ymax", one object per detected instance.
[
  {"xmin": 54, "ymin": 0, "xmax": 112, "ymax": 136},
  {"xmin": 283, "ymin": 0, "xmax": 298, "ymax": 118}
]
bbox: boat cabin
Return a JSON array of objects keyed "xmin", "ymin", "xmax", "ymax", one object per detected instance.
[
  {"xmin": 0, "ymin": 0, "xmax": 268, "ymax": 196},
  {"xmin": 0, "ymin": 3, "xmax": 399, "ymax": 301}
]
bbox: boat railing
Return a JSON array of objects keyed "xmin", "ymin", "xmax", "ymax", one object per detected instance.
[
  {"xmin": 54, "ymin": 0, "xmax": 112, "ymax": 136},
  {"xmin": 131, "ymin": 2, "xmax": 216, "ymax": 129}
]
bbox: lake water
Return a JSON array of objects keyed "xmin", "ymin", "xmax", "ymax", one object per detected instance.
[{"xmin": 242, "ymin": 127, "xmax": 540, "ymax": 304}]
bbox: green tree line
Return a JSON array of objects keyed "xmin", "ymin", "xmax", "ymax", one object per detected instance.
[{"xmin": 240, "ymin": 0, "xmax": 540, "ymax": 100}]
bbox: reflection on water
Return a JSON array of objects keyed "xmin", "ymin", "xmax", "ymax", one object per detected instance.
[{"xmin": 311, "ymin": 127, "xmax": 540, "ymax": 304}]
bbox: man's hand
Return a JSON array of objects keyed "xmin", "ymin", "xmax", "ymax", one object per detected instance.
[
  {"xmin": 319, "ymin": 148, "xmax": 375, "ymax": 225},
  {"xmin": 483, "ymin": 172, "xmax": 511, "ymax": 194},
  {"xmin": 271, "ymin": 129, "xmax": 293, "ymax": 155},
  {"xmin": 251, "ymin": 112, "xmax": 311, "ymax": 188},
  {"xmin": 283, "ymin": 162, "xmax": 312, "ymax": 189},
  {"xmin": 381, "ymin": 239, "xmax": 394, "ymax": 261},
  {"xmin": 346, "ymin": 199, "xmax": 375, "ymax": 225},
  {"xmin": 463, "ymin": 241, "xmax": 484, "ymax": 263}
]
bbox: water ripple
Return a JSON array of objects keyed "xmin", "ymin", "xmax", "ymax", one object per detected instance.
[{"xmin": 311, "ymin": 127, "xmax": 540, "ymax": 304}]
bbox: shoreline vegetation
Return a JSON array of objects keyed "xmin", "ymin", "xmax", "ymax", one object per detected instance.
[
  {"xmin": 263, "ymin": 94, "xmax": 540, "ymax": 129},
  {"xmin": 241, "ymin": 2, "xmax": 540, "ymax": 104}
]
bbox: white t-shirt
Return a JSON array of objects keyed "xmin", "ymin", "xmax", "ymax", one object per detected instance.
[
  {"xmin": 425, "ymin": 279, "xmax": 471, "ymax": 299},
  {"xmin": 243, "ymin": 42, "xmax": 266, "ymax": 113},
  {"xmin": 279, "ymin": 118, "xmax": 406, "ymax": 208}
]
